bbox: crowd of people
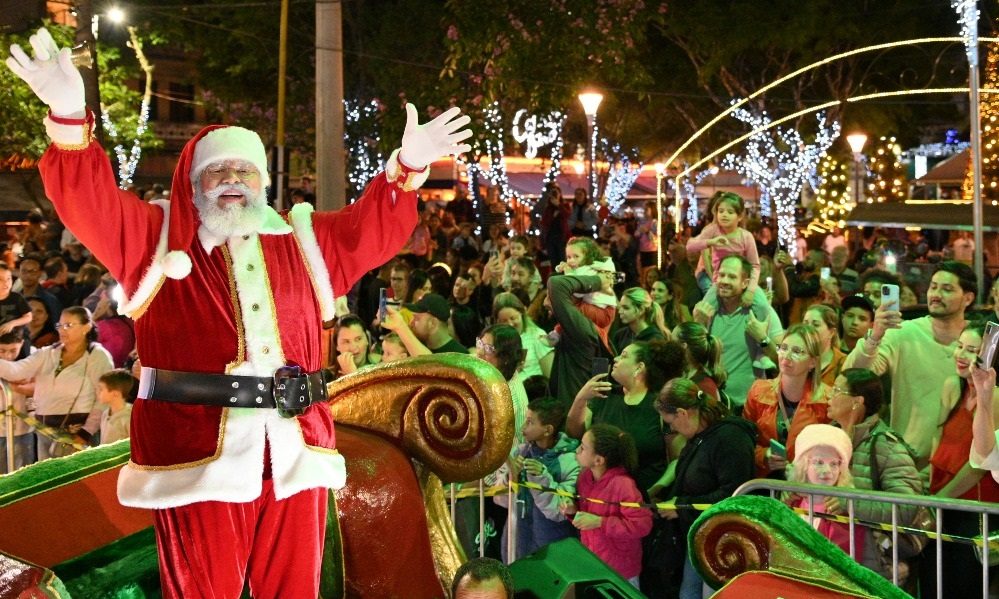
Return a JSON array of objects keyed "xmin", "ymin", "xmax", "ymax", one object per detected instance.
[{"xmin": 3, "ymin": 182, "xmax": 999, "ymax": 597}]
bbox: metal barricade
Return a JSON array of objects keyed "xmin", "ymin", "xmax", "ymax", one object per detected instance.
[
  {"xmin": 448, "ymin": 470, "xmax": 522, "ymax": 564},
  {"xmin": 735, "ymin": 478, "xmax": 999, "ymax": 598}
]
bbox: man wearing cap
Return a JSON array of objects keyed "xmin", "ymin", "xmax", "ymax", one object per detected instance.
[
  {"xmin": 840, "ymin": 294, "xmax": 874, "ymax": 352},
  {"xmin": 383, "ymin": 293, "xmax": 467, "ymax": 355},
  {"xmin": 7, "ymin": 28, "xmax": 472, "ymax": 598}
]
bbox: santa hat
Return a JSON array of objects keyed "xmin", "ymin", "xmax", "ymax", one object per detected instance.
[
  {"xmin": 793, "ymin": 423, "xmax": 853, "ymax": 466},
  {"xmin": 160, "ymin": 125, "xmax": 271, "ymax": 279}
]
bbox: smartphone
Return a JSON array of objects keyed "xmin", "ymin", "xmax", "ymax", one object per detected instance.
[
  {"xmin": 880, "ymin": 284, "xmax": 900, "ymax": 311},
  {"xmin": 769, "ymin": 438, "xmax": 787, "ymax": 459},
  {"xmin": 884, "ymin": 253, "xmax": 897, "ymax": 274},
  {"xmin": 979, "ymin": 322, "xmax": 999, "ymax": 375},
  {"xmin": 614, "ymin": 271, "xmax": 626, "ymax": 284},
  {"xmin": 489, "ymin": 248, "xmax": 500, "ymax": 261},
  {"xmin": 591, "ymin": 357, "xmax": 610, "ymax": 378},
  {"xmin": 765, "ymin": 275, "xmax": 774, "ymax": 294},
  {"xmin": 820, "ymin": 267, "xmax": 831, "ymax": 281},
  {"xmin": 378, "ymin": 288, "xmax": 388, "ymax": 321}
]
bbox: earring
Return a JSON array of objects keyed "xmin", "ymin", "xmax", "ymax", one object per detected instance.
[{"xmin": 852, "ymin": 402, "xmax": 860, "ymax": 411}]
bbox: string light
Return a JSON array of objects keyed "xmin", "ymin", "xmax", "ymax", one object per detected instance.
[
  {"xmin": 511, "ymin": 109, "xmax": 562, "ymax": 160},
  {"xmin": 867, "ymin": 136, "xmax": 906, "ymax": 203},
  {"xmin": 815, "ymin": 153, "xmax": 853, "ymax": 227},
  {"xmin": 600, "ymin": 140, "xmax": 642, "ymax": 214},
  {"xmin": 101, "ymin": 100, "xmax": 150, "ymax": 189},
  {"xmin": 344, "ymin": 99, "xmax": 384, "ymax": 203},
  {"xmin": 459, "ymin": 102, "xmax": 519, "ymax": 230},
  {"xmin": 722, "ymin": 105, "xmax": 840, "ymax": 251},
  {"xmin": 952, "ymin": 0, "xmax": 980, "ymax": 66}
]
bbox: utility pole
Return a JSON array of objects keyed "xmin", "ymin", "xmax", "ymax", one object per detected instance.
[
  {"xmin": 274, "ymin": 0, "xmax": 290, "ymax": 210},
  {"xmin": 315, "ymin": 0, "xmax": 346, "ymax": 211},
  {"xmin": 73, "ymin": 0, "xmax": 104, "ymax": 144}
]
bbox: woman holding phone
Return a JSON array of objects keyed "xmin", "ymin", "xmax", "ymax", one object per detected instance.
[
  {"xmin": 566, "ymin": 339, "xmax": 685, "ymax": 495},
  {"xmin": 742, "ymin": 323, "xmax": 830, "ymax": 478}
]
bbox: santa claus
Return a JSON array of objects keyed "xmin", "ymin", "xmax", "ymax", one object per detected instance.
[{"xmin": 7, "ymin": 27, "xmax": 471, "ymax": 598}]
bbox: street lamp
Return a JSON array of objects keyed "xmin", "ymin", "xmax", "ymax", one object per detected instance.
[
  {"xmin": 654, "ymin": 162, "xmax": 666, "ymax": 269},
  {"xmin": 578, "ymin": 90, "xmax": 603, "ymax": 202},
  {"xmin": 846, "ymin": 132, "xmax": 868, "ymax": 204}
]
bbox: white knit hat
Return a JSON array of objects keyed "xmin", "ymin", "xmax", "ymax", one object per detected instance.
[
  {"xmin": 189, "ymin": 126, "xmax": 271, "ymax": 188},
  {"xmin": 793, "ymin": 423, "xmax": 853, "ymax": 466}
]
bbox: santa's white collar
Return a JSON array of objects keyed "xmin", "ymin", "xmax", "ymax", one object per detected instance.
[{"xmin": 197, "ymin": 206, "xmax": 293, "ymax": 253}]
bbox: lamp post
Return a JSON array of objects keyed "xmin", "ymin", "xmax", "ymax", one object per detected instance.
[
  {"xmin": 846, "ymin": 133, "xmax": 868, "ymax": 204},
  {"xmin": 654, "ymin": 163, "xmax": 665, "ymax": 269},
  {"xmin": 578, "ymin": 90, "xmax": 603, "ymax": 202}
]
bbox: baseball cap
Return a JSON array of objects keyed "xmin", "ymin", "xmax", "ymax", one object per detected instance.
[
  {"xmin": 405, "ymin": 293, "xmax": 451, "ymax": 322},
  {"xmin": 841, "ymin": 294, "xmax": 874, "ymax": 317}
]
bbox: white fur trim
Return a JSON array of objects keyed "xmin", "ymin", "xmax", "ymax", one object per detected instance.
[
  {"xmin": 385, "ymin": 148, "xmax": 430, "ymax": 191},
  {"xmin": 161, "ymin": 250, "xmax": 192, "ymax": 279},
  {"xmin": 44, "ymin": 115, "xmax": 91, "ymax": 148},
  {"xmin": 289, "ymin": 203, "xmax": 337, "ymax": 321},
  {"xmin": 196, "ymin": 206, "xmax": 291, "ymax": 254},
  {"xmin": 190, "ymin": 127, "xmax": 271, "ymax": 188},
  {"xmin": 228, "ymin": 235, "xmax": 286, "ymax": 376},
  {"xmin": 118, "ymin": 199, "xmax": 171, "ymax": 319},
  {"xmin": 117, "ymin": 409, "xmax": 346, "ymax": 508}
]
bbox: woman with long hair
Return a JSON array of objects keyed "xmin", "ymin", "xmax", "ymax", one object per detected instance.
[
  {"xmin": 567, "ymin": 339, "xmax": 686, "ymax": 495},
  {"xmin": 611, "ymin": 287, "xmax": 670, "ymax": 355},
  {"xmin": 742, "ymin": 323, "xmax": 830, "ymax": 478},
  {"xmin": 403, "ymin": 269, "xmax": 432, "ymax": 304},
  {"xmin": 802, "ymin": 303, "xmax": 846, "ymax": 386},
  {"xmin": 0, "ymin": 306, "xmax": 113, "ymax": 460},
  {"xmin": 648, "ymin": 279, "xmax": 691, "ymax": 331},
  {"xmin": 493, "ymin": 292, "xmax": 553, "ymax": 379},
  {"xmin": 671, "ymin": 322, "xmax": 727, "ymax": 404},
  {"xmin": 26, "ymin": 296, "xmax": 57, "ymax": 347}
]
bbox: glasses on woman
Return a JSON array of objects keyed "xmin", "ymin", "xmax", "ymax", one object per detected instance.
[
  {"xmin": 55, "ymin": 322, "xmax": 82, "ymax": 330},
  {"xmin": 776, "ymin": 344, "xmax": 809, "ymax": 360},
  {"xmin": 831, "ymin": 385, "xmax": 852, "ymax": 397},
  {"xmin": 476, "ymin": 338, "xmax": 496, "ymax": 356}
]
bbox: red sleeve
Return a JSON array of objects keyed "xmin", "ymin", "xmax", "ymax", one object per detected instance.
[
  {"xmin": 741, "ymin": 383, "xmax": 770, "ymax": 473},
  {"xmin": 601, "ymin": 477, "xmax": 653, "ymax": 539},
  {"xmin": 39, "ymin": 142, "xmax": 162, "ymax": 294},
  {"xmin": 310, "ymin": 173, "xmax": 418, "ymax": 296}
]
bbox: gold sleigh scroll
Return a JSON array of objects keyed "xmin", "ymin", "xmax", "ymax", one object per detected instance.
[
  {"xmin": 327, "ymin": 353, "xmax": 515, "ymax": 482},
  {"xmin": 327, "ymin": 354, "xmax": 514, "ymax": 590}
]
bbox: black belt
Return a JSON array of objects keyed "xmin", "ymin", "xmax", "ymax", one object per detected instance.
[{"xmin": 140, "ymin": 366, "xmax": 330, "ymax": 418}]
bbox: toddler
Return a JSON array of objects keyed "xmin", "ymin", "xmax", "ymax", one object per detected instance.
[
  {"xmin": 378, "ymin": 333, "xmax": 410, "ymax": 363},
  {"xmin": 550, "ymin": 237, "xmax": 617, "ymax": 353}
]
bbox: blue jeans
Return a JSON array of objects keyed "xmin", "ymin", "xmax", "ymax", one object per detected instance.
[
  {"xmin": 680, "ymin": 555, "xmax": 707, "ymax": 599},
  {"xmin": 0, "ymin": 432, "xmax": 36, "ymax": 473}
]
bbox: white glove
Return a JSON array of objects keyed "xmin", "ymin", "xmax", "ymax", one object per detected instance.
[
  {"xmin": 6, "ymin": 27, "xmax": 86, "ymax": 118},
  {"xmin": 399, "ymin": 103, "xmax": 472, "ymax": 170}
]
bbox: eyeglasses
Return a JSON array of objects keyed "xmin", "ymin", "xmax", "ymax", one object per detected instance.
[
  {"xmin": 776, "ymin": 345, "xmax": 809, "ymax": 360},
  {"xmin": 55, "ymin": 322, "xmax": 83, "ymax": 330},
  {"xmin": 202, "ymin": 162, "xmax": 259, "ymax": 181},
  {"xmin": 831, "ymin": 385, "xmax": 852, "ymax": 397},
  {"xmin": 476, "ymin": 338, "xmax": 496, "ymax": 355}
]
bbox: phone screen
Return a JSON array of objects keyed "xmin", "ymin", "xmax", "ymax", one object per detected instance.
[
  {"xmin": 591, "ymin": 357, "xmax": 610, "ymax": 377},
  {"xmin": 769, "ymin": 438, "xmax": 787, "ymax": 458},
  {"xmin": 378, "ymin": 288, "xmax": 388, "ymax": 321},
  {"xmin": 820, "ymin": 267, "xmax": 831, "ymax": 280},
  {"xmin": 980, "ymin": 322, "xmax": 999, "ymax": 376}
]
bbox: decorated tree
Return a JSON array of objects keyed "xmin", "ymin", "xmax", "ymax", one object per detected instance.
[
  {"xmin": 815, "ymin": 153, "xmax": 852, "ymax": 225},
  {"xmin": 963, "ymin": 42, "xmax": 999, "ymax": 202},
  {"xmin": 867, "ymin": 136, "xmax": 906, "ymax": 203},
  {"xmin": 722, "ymin": 108, "xmax": 840, "ymax": 250},
  {"xmin": 344, "ymin": 99, "xmax": 385, "ymax": 203}
]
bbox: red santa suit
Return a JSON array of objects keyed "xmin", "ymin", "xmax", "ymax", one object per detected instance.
[{"xmin": 38, "ymin": 114, "xmax": 426, "ymax": 598}]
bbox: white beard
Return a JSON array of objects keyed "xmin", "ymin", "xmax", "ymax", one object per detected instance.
[{"xmin": 194, "ymin": 182, "xmax": 268, "ymax": 238}]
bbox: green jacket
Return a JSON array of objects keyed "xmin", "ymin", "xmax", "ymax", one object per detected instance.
[{"xmin": 846, "ymin": 415, "xmax": 925, "ymax": 525}]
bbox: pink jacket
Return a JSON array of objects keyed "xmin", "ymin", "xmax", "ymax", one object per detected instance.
[
  {"xmin": 576, "ymin": 466, "xmax": 653, "ymax": 579},
  {"xmin": 790, "ymin": 496, "xmax": 865, "ymax": 560},
  {"xmin": 685, "ymin": 224, "xmax": 761, "ymax": 294}
]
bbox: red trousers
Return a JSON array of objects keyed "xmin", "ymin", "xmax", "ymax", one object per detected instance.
[{"xmin": 153, "ymin": 480, "xmax": 328, "ymax": 599}]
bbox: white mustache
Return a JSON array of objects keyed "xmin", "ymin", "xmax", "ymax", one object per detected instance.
[{"xmin": 205, "ymin": 183, "xmax": 254, "ymax": 201}]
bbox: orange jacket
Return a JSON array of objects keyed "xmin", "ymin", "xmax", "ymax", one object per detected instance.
[{"xmin": 742, "ymin": 378, "xmax": 830, "ymax": 477}]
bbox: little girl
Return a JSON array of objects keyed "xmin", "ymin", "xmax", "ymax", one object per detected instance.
[
  {"xmin": 505, "ymin": 397, "xmax": 580, "ymax": 561},
  {"xmin": 565, "ymin": 423, "xmax": 653, "ymax": 587},
  {"xmin": 378, "ymin": 333, "xmax": 410, "ymax": 363},
  {"xmin": 550, "ymin": 237, "xmax": 617, "ymax": 353},
  {"xmin": 787, "ymin": 423, "xmax": 864, "ymax": 559},
  {"xmin": 685, "ymin": 192, "xmax": 769, "ymax": 321},
  {"xmin": 501, "ymin": 235, "xmax": 542, "ymax": 291}
]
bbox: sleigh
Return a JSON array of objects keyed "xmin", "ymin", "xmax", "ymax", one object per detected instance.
[{"xmin": 0, "ymin": 354, "xmax": 512, "ymax": 598}]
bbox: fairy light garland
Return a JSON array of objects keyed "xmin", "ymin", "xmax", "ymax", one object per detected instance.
[
  {"xmin": 344, "ymin": 99, "xmax": 384, "ymax": 203},
  {"xmin": 101, "ymin": 100, "xmax": 150, "ymax": 189},
  {"xmin": 722, "ymin": 106, "xmax": 840, "ymax": 251}
]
